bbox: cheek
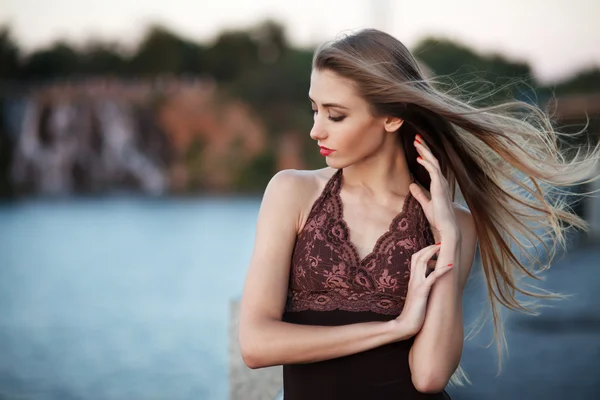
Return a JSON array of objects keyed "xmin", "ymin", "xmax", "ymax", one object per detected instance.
[{"xmin": 337, "ymin": 119, "xmax": 384, "ymax": 150}]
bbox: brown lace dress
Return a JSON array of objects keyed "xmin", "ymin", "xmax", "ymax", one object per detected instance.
[{"xmin": 281, "ymin": 168, "xmax": 452, "ymax": 399}]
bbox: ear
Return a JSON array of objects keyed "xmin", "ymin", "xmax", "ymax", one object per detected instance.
[{"xmin": 383, "ymin": 117, "xmax": 404, "ymax": 133}]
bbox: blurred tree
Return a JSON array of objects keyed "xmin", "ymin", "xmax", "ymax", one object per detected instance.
[
  {"xmin": 235, "ymin": 148, "xmax": 276, "ymax": 192},
  {"xmin": 22, "ymin": 41, "xmax": 81, "ymax": 79},
  {"xmin": 233, "ymin": 48, "xmax": 312, "ymax": 132},
  {"xmin": 2, "ymin": 20, "xmax": 598, "ymax": 195},
  {"xmin": 183, "ymin": 136, "xmax": 206, "ymax": 191},
  {"xmin": 129, "ymin": 24, "xmax": 208, "ymax": 75},
  {"xmin": 222, "ymin": 21, "xmax": 326, "ymax": 174},
  {"xmin": 412, "ymin": 38, "xmax": 537, "ymax": 106},
  {"xmin": 547, "ymin": 68, "xmax": 600, "ymax": 96},
  {"xmin": 177, "ymin": 38, "xmax": 209, "ymax": 75},
  {"xmin": 250, "ymin": 19, "xmax": 288, "ymax": 64},
  {"xmin": 79, "ymin": 40, "xmax": 127, "ymax": 75},
  {"xmin": 0, "ymin": 26, "xmax": 20, "ymax": 80},
  {"xmin": 206, "ymin": 30, "xmax": 259, "ymax": 82},
  {"xmin": 0, "ymin": 97, "xmax": 14, "ymax": 198},
  {"xmin": 230, "ymin": 45, "xmax": 319, "ymax": 174}
]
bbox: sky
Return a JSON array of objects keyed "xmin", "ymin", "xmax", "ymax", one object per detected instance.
[{"xmin": 1, "ymin": 0, "xmax": 599, "ymax": 84}]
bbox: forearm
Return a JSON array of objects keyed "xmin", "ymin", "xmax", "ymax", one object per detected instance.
[
  {"xmin": 409, "ymin": 235, "xmax": 464, "ymax": 388},
  {"xmin": 240, "ymin": 317, "xmax": 414, "ymax": 369}
]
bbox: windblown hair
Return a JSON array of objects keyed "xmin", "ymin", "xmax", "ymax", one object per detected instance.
[{"xmin": 313, "ymin": 29, "xmax": 600, "ymax": 385}]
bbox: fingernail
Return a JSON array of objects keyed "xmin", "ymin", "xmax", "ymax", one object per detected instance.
[
  {"xmin": 417, "ymin": 156, "xmax": 422, "ymax": 160},
  {"xmin": 448, "ymin": 263, "xmax": 453, "ymax": 267},
  {"xmin": 436, "ymin": 242, "xmax": 441, "ymax": 245}
]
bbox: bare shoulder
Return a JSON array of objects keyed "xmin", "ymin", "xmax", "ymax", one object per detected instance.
[
  {"xmin": 264, "ymin": 167, "xmax": 336, "ymax": 233},
  {"xmin": 266, "ymin": 168, "xmax": 326, "ymax": 194},
  {"xmin": 269, "ymin": 167, "xmax": 335, "ymax": 187},
  {"xmin": 237, "ymin": 167, "xmax": 337, "ymax": 329}
]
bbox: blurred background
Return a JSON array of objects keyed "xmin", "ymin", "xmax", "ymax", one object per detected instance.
[{"xmin": 0, "ymin": 1, "xmax": 599, "ymax": 399}]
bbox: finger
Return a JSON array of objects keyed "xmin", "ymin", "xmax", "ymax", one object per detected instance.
[
  {"xmin": 416, "ymin": 156, "xmax": 434, "ymax": 173},
  {"xmin": 409, "ymin": 183, "xmax": 431, "ymax": 207},
  {"xmin": 415, "ymin": 142, "xmax": 449, "ymax": 190},
  {"xmin": 413, "ymin": 244, "xmax": 441, "ymax": 265},
  {"xmin": 416, "ymin": 156, "xmax": 443, "ymax": 185},
  {"xmin": 415, "ymin": 136, "xmax": 440, "ymax": 169},
  {"xmin": 413, "ymin": 139, "xmax": 426, "ymax": 158},
  {"xmin": 414, "ymin": 243, "xmax": 440, "ymax": 258},
  {"xmin": 425, "ymin": 267, "xmax": 434, "ymax": 278},
  {"xmin": 415, "ymin": 134, "xmax": 430, "ymax": 150},
  {"xmin": 426, "ymin": 263, "xmax": 453, "ymax": 285}
]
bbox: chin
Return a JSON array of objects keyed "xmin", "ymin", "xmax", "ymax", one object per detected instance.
[
  {"xmin": 324, "ymin": 158, "xmax": 346, "ymax": 169},
  {"xmin": 324, "ymin": 155, "xmax": 358, "ymax": 170}
]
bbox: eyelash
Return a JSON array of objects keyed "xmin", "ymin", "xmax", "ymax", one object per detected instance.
[{"xmin": 311, "ymin": 108, "xmax": 346, "ymax": 122}]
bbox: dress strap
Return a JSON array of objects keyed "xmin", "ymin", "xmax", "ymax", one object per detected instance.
[{"xmin": 326, "ymin": 168, "xmax": 344, "ymax": 196}]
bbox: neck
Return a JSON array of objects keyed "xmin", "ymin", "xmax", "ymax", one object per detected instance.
[{"xmin": 341, "ymin": 139, "xmax": 412, "ymax": 199}]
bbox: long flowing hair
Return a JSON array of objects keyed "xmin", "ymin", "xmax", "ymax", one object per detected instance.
[{"xmin": 313, "ymin": 28, "xmax": 600, "ymax": 385}]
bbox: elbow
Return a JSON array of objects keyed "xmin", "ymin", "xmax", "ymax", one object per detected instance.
[
  {"xmin": 239, "ymin": 335, "xmax": 263, "ymax": 370},
  {"xmin": 239, "ymin": 328, "xmax": 271, "ymax": 370},
  {"xmin": 411, "ymin": 372, "xmax": 449, "ymax": 394},
  {"xmin": 241, "ymin": 349, "xmax": 263, "ymax": 370},
  {"xmin": 239, "ymin": 316, "xmax": 285, "ymax": 369}
]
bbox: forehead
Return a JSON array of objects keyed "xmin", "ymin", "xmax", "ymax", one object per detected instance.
[{"xmin": 309, "ymin": 69, "xmax": 361, "ymax": 104}]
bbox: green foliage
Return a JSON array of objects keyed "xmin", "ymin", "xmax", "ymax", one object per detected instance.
[
  {"xmin": 302, "ymin": 132, "xmax": 327, "ymax": 170},
  {"xmin": 0, "ymin": 26, "xmax": 20, "ymax": 80},
  {"xmin": 547, "ymin": 68, "xmax": 600, "ymax": 96},
  {"xmin": 231, "ymin": 47, "xmax": 313, "ymax": 135},
  {"xmin": 1, "ymin": 22, "xmax": 598, "ymax": 195},
  {"xmin": 0, "ymin": 97, "xmax": 14, "ymax": 198},
  {"xmin": 183, "ymin": 136, "xmax": 206, "ymax": 191},
  {"xmin": 206, "ymin": 30, "xmax": 259, "ymax": 82},
  {"xmin": 129, "ymin": 24, "xmax": 208, "ymax": 76},
  {"xmin": 412, "ymin": 38, "xmax": 537, "ymax": 106},
  {"xmin": 234, "ymin": 148, "xmax": 276, "ymax": 192},
  {"xmin": 22, "ymin": 41, "xmax": 81, "ymax": 79},
  {"xmin": 205, "ymin": 20, "xmax": 290, "ymax": 83},
  {"xmin": 0, "ymin": 21, "xmax": 594, "ymax": 99},
  {"xmin": 416, "ymin": 39, "xmax": 531, "ymax": 78},
  {"xmin": 79, "ymin": 41, "xmax": 127, "ymax": 75}
]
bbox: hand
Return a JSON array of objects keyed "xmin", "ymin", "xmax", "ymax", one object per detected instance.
[
  {"xmin": 392, "ymin": 244, "xmax": 453, "ymax": 338},
  {"xmin": 410, "ymin": 134, "xmax": 458, "ymax": 239}
]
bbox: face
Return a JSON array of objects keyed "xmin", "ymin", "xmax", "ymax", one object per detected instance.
[{"xmin": 308, "ymin": 69, "xmax": 402, "ymax": 168}]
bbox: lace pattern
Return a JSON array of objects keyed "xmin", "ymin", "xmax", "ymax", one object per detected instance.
[{"xmin": 286, "ymin": 169, "xmax": 435, "ymax": 316}]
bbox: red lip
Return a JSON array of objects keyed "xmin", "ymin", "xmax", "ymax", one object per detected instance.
[{"xmin": 319, "ymin": 146, "xmax": 335, "ymax": 156}]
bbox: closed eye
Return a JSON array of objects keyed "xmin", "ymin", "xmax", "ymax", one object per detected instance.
[{"xmin": 311, "ymin": 108, "xmax": 346, "ymax": 122}]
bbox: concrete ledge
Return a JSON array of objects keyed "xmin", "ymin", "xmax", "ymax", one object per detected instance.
[{"xmin": 229, "ymin": 299, "xmax": 282, "ymax": 400}]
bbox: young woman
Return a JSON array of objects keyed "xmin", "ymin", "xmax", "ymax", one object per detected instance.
[{"xmin": 238, "ymin": 29, "xmax": 599, "ymax": 399}]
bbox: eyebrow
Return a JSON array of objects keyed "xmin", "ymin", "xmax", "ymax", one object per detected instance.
[{"xmin": 308, "ymin": 97, "xmax": 349, "ymax": 110}]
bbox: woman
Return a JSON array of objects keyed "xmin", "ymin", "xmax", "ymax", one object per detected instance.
[{"xmin": 238, "ymin": 29, "xmax": 599, "ymax": 399}]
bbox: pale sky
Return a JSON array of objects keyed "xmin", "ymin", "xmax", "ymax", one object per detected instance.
[{"xmin": 1, "ymin": 0, "xmax": 599, "ymax": 83}]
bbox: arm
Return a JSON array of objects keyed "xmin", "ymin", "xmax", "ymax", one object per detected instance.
[
  {"xmin": 238, "ymin": 170, "xmax": 415, "ymax": 369},
  {"xmin": 408, "ymin": 206, "xmax": 477, "ymax": 393}
]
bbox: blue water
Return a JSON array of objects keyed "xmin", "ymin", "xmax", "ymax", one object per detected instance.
[
  {"xmin": 1, "ymin": 198, "xmax": 599, "ymax": 400},
  {"xmin": 0, "ymin": 197, "xmax": 261, "ymax": 400}
]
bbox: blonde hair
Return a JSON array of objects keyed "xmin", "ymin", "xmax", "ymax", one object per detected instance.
[{"xmin": 313, "ymin": 28, "xmax": 600, "ymax": 386}]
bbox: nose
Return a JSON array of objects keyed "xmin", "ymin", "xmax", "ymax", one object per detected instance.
[{"xmin": 309, "ymin": 119, "xmax": 327, "ymax": 142}]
